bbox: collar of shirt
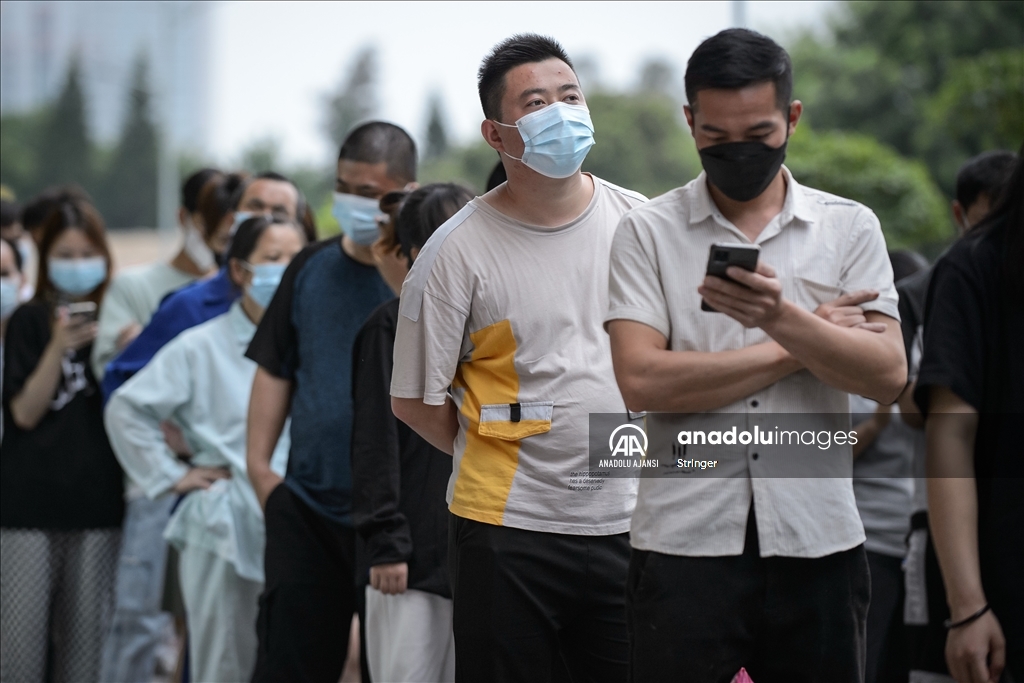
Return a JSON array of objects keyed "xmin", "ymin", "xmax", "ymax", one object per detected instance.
[{"xmin": 687, "ymin": 167, "xmax": 817, "ymax": 244}]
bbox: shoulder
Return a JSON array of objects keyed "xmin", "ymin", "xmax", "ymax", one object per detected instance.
[
  {"xmin": 356, "ymin": 298, "xmax": 399, "ymax": 341},
  {"xmin": 616, "ymin": 185, "xmax": 691, "ymax": 234},
  {"xmin": 933, "ymin": 229, "xmax": 999, "ymax": 287},
  {"xmin": 791, "ymin": 178, "xmax": 878, "ymax": 231},
  {"xmin": 592, "ymin": 176, "xmax": 648, "ymax": 208},
  {"xmin": 406, "ymin": 203, "xmax": 480, "ymax": 279}
]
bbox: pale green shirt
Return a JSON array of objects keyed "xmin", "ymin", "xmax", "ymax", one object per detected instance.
[
  {"xmin": 92, "ymin": 261, "xmax": 197, "ymax": 379},
  {"xmin": 105, "ymin": 302, "xmax": 288, "ymax": 582}
]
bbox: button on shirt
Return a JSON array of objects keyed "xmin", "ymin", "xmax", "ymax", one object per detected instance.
[
  {"xmin": 105, "ymin": 302, "xmax": 289, "ymax": 582},
  {"xmin": 606, "ymin": 169, "xmax": 899, "ymax": 558}
]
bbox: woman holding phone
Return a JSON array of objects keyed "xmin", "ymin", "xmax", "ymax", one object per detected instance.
[
  {"xmin": 0, "ymin": 191, "xmax": 124, "ymax": 683},
  {"xmin": 105, "ymin": 215, "xmax": 306, "ymax": 683}
]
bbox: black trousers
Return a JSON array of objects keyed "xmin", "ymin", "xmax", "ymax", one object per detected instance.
[
  {"xmin": 448, "ymin": 514, "xmax": 631, "ymax": 683},
  {"xmin": 627, "ymin": 508, "xmax": 870, "ymax": 683},
  {"xmin": 252, "ymin": 483, "xmax": 369, "ymax": 683},
  {"xmin": 864, "ymin": 551, "xmax": 908, "ymax": 683}
]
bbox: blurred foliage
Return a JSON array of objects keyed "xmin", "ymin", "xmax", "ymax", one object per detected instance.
[
  {"xmin": 40, "ymin": 58, "xmax": 93, "ymax": 190},
  {"xmin": 787, "ymin": 127, "xmax": 949, "ymax": 250},
  {"xmin": 97, "ymin": 57, "xmax": 158, "ymax": 228},
  {"xmin": 790, "ymin": 0, "xmax": 1024, "ymax": 196},
  {"xmin": 424, "ymin": 91, "xmax": 451, "ymax": 161},
  {"xmin": 325, "ymin": 46, "xmax": 379, "ymax": 150}
]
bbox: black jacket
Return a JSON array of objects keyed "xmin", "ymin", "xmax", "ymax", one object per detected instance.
[{"xmin": 351, "ymin": 298, "xmax": 452, "ymax": 598}]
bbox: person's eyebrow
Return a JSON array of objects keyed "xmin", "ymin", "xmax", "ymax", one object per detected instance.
[{"xmin": 745, "ymin": 120, "xmax": 777, "ymax": 133}]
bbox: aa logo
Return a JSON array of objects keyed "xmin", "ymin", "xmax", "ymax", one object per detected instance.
[{"xmin": 609, "ymin": 424, "xmax": 648, "ymax": 458}]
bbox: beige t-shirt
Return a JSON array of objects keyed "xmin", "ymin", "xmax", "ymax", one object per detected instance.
[{"xmin": 392, "ymin": 176, "xmax": 646, "ymax": 535}]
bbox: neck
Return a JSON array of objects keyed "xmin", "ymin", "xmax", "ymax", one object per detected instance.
[
  {"xmin": 486, "ymin": 163, "xmax": 594, "ymax": 228},
  {"xmin": 170, "ymin": 248, "xmax": 212, "ymax": 278},
  {"xmin": 240, "ymin": 295, "xmax": 263, "ymax": 325},
  {"xmin": 707, "ymin": 170, "xmax": 788, "ymax": 243},
  {"xmin": 341, "ymin": 235, "xmax": 376, "ymax": 266}
]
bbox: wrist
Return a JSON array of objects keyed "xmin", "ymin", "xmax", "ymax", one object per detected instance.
[
  {"xmin": 949, "ymin": 593, "xmax": 989, "ymax": 622},
  {"xmin": 760, "ymin": 298, "xmax": 797, "ymax": 336}
]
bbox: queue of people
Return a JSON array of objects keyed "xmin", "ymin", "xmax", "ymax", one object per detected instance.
[{"xmin": 0, "ymin": 26, "xmax": 1021, "ymax": 683}]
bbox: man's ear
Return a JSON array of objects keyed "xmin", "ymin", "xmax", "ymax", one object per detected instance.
[
  {"xmin": 787, "ymin": 101, "xmax": 803, "ymax": 136},
  {"xmin": 683, "ymin": 106, "xmax": 695, "ymax": 135},
  {"xmin": 480, "ymin": 120, "xmax": 506, "ymax": 153},
  {"xmin": 951, "ymin": 201, "xmax": 967, "ymax": 235}
]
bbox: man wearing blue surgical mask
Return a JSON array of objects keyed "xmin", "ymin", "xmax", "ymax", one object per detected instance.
[
  {"xmin": 246, "ymin": 121, "xmax": 413, "ymax": 682},
  {"xmin": 390, "ymin": 34, "xmax": 645, "ymax": 681}
]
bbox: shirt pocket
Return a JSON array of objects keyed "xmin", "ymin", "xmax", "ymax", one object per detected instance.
[
  {"xmin": 788, "ymin": 275, "xmax": 844, "ymax": 312},
  {"xmin": 478, "ymin": 401, "xmax": 554, "ymax": 440}
]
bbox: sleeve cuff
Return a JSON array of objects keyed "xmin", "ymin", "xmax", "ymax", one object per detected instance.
[{"xmin": 604, "ymin": 305, "xmax": 671, "ymax": 339}]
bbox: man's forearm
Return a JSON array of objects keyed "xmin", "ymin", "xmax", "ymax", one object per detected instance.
[
  {"xmin": 762, "ymin": 304, "xmax": 905, "ymax": 403},
  {"xmin": 247, "ymin": 367, "xmax": 291, "ymax": 502},
  {"xmin": 391, "ymin": 396, "xmax": 459, "ymax": 456},
  {"xmin": 614, "ymin": 341, "xmax": 800, "ymax": 413}
]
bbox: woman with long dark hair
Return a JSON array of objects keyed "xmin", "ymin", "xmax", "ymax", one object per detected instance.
[{"xmin": 1, "ymin": 191, "xmax": 124, "ymax": 682}]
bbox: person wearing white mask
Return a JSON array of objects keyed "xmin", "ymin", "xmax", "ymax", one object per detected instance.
[
  {"xmin": 389, "ymin": 35, "xmax": 645, "ymax": 680},
  {"xmin": 1, "ymin": 236, "xmax": 27, "ymax": 442},
  {"xmin": 105, "ymin": 215, "xmax": 306, "ymax": 683},
  {"xmin": 1, "ymin": 193, "xmax": 124, "ymax": 683},
  {"xmin": 90, "ymin": 168, "xmax": 222, "ymax": 381}
]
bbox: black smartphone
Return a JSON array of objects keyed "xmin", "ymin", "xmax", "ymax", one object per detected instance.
[
  {"xmin": 65, "ymin": 301, "xmax": 98, "ymax": 323},
  {"xmin": 701, "ymin": 242, "xmax": 760, "ymax": 312}
]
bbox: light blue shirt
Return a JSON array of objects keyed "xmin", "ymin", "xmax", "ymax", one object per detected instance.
[{"xmin": 105, "ymin": 301, "xmax": 288, "ymax": 582}]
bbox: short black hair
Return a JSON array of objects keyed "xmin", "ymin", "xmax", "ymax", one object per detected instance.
[
  {"xmin": 2, "ymin": 236, "xmax": 24, "ymax": 272},
  {"xmin": 486, "ymin": 160, "xmax": 507, "ymax": 192},
  {"xmin": 225, "ymin": 214, "xmax": 305, "ymax": 267},
  {"xmin": 338, "ymin": 121, "xmax": 417, "ymax": 183},
  {"xmin": 955, "ymin": 150, "xmax": 1016, "ymax": 210},
  {"xmin": 478, "ymin": 34, "xmax": 574, "ymax": 121},
  {"xmin": 395, "ymin": 183, "xmax": 474, "ymax": 262},
  {"xmin": 685, "ymin": 28, "xmax": 792, "ymax": 113},
  {"xmin": 1, "ymin": 199, "xmax": 20, "ymax": 228},
  {"xmin": 182, "ymin": 167, "xmax": 220, "ymax": 213}
]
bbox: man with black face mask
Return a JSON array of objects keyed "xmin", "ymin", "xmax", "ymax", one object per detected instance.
[{"xmin": 606, "ymin": 29, "xmax": 906, "ymax": 681}]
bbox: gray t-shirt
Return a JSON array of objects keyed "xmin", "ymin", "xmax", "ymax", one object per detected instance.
[{"xmin": 850, "ymin": 394, "xmax": 915, "ymax": 558}]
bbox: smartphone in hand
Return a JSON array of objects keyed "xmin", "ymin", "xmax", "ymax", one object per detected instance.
[
  {"xmin": 64, "ymin": 301, "xmax": 98, "ymax": 324},
  {"xmin": 701, "ymin": 243, "xmax": 760, "ymax": 312}
]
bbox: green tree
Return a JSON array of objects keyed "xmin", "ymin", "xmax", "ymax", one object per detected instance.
[
  {"xmin": 0, "ymin": 110, "xmax": 47, "ymax": 199},
  {"xmin": 325, "ymin": 46, "xmax": 378, "ymax": 150},
  {"xmin": 790, "ymin": 0, "xmax": 1024, "ymax": 194},
  {"xmin": 583, "ymin": 91, "xmax": 700, "ymax": 198},
  {"xmin": 38, "ymin": 57, "xmax": 93, "ymax": 191},
  {"xmin": 99, "ymin": 56, "xmax": 158, "ymax": 228},
  {"xmin": 787, "ymin": 127, "xmax": 950, "ymax": 250},
  {"xmin": 424, "ymin": 92, "xmax": 450, "ymax": 160},
  {"xmin": 239, "ymin": 137, "xmax": 282, "ymax": 174},
  {"xmin": 918, "ymin": 48, "xmax": 1024, "ymax": 195}
]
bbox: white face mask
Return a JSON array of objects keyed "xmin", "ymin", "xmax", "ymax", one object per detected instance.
[
  {"xmin": 494, "ymin": 102, "xmax": 596, "ymax": 179},
  {"xmin": 183, "ymin": 221, "xmax": 215, "ymax": 271}
]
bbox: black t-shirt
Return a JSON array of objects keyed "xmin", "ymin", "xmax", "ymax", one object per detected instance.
[
  {"xmin": 351, "ymin": 298, "xmax": 452, "ymax": 598},
  {"xmin": 1, "ymin": 302, "xmax": 124, "ymax": 529},
  {"xmin": 914, "ymin": 223, "xmax": 1023, "ymax": 646}
]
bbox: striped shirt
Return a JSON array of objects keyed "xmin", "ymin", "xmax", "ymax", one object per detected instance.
[{"xmin": 606, "ymin": 168, "xmax": 899, "ymax": 558}]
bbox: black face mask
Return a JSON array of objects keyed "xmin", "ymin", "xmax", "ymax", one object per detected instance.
[{"xmin": 698, "ymin": 138, "xmax": 788, "ymax": 203}]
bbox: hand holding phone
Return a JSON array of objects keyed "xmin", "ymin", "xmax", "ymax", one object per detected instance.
[{"xmin": 701, "ymin": 243, "xmax": 760, "ymax": 312}]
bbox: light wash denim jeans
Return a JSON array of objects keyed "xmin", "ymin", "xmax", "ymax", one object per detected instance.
[{"xmin": 99, "ymin": 494, "xmax": 176, "ymax": 683}]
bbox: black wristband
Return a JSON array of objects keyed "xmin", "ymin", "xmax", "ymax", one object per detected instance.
[{"xmin": 944, "ymin": 603, "xmax": 991, "ymax": 630}]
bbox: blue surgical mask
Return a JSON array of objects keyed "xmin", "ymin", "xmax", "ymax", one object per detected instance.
[
  {"xmin": 495, "ymin": 102, "xmax": 596, "ymax": 179},
  {"xmin": 0, "ymin": 277, "xmax": 19, "ymax": 320},
  {"xmin": 48, "ymin": 257, "xmax": 107, "ymax": 296},
  {"xmin": 332, "ymin": 193, "xmax": 381, "ymax": 246},
  {"xmin": 243, "ymin": 262, "xmax": 287, "ymax": 309}
]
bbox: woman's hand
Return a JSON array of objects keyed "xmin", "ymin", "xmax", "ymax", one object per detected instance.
[
  {"xmin": 51, "ymin": 308, "xmax": 98, "ymax": 354},
  {"xmin": 172, "ymin": 466, "xmax": 231, "ymax": 494}
]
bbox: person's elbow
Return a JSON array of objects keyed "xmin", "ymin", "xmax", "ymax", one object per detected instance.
[
  {"xmin": 613, "ymin": 366, "xmax": 652, "ymax": 413},
  {"xmin": 8, "ymin": 399, "xmax": 42, "ymax": 431},
  {"xmin": 391, "ymin": 396, "xmax": 422, "ymax": 429},
  {"xmin": 868, "ymin": 342, "xmax": 908, "ymax": 405}
]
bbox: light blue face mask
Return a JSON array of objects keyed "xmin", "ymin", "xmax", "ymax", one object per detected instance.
[
  {"xmin": 496, "ymin": 102, "xmax": 596, "ymax": 179},
  {"xmin": 0, "ymin": 277, "xmax": 19, "ymax": 320},
  {"xmin": 243, "ymin": 262, "xmax": 287, "ymax": 309},
  {"xmin": 48, "ymin": 257, "xmax": 107, "ymax": 297},
  {"xmin": 332, "ymin": 193, "xmax": 381, "ymax": 246}
]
